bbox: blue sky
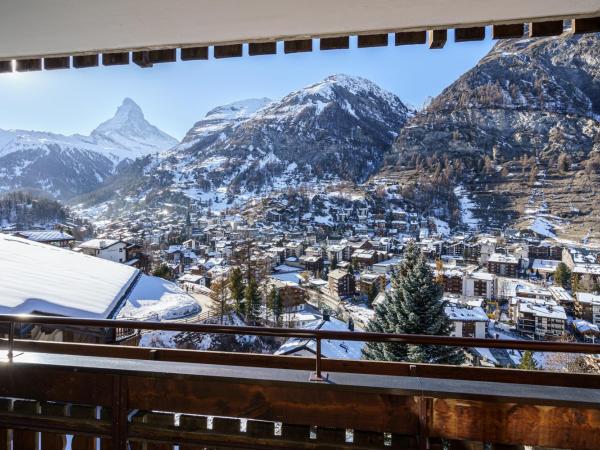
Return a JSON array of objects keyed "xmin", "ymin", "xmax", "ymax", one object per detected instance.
[{"xmin": 0, "ymin": 32, "xmax": 494, "ymax": 140}]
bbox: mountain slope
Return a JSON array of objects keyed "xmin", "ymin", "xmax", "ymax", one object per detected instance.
[
  {"xmin": 75, "ymin": 74, "xmax": 412, "ymax": 217},
  {"xmin": 162, "ymin": 74, "xmax": 412, "ymax": 194},
  {"xmin": 388, "ymin": 31, "xmax": 600, "ymax": 237},
  {"xmin": 0, "ymin": 99, "xmax": 177, "ymax": 199}
]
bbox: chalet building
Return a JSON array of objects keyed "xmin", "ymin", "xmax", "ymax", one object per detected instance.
[
  {"xmin": 351, "ymin": 249, "xmax": 387, "ymax": 269},
  {"xmin": 11, "ymin": 230, "xmax": 75, "ymax": 248},
  {"xmin": 164, "ymin": 245, "xmax": 198, "ymax": 267},
  {"xmin": 270, "ymin": 279, "xmax": 307, "ymax": 311},
  {"xmin": 575, "ymin": 293, "xmax": 600, "ymax": 326},
  {"xmin": 373, "ymin": 257, "xmax": 402, "ymax": 274},
  {"xmin": 477, "ymin": 237, "xmax": 497, "ymax": 265},
  {"xmin": 300, "ymin": 255, "xmax": 324, "ymax": 275},
  {"xmin": 328, "ymin": 269, "xmax": 355, "ymax": 299},
  {"xmin": 440, "ymin": 269, "xmax": 464, "ymax": 295},
  {"xmin": 531, "ymin": 259, "xmax": 560, "ymax": 280},
  {"xmin": 444, "ymin": 299, "xmax": 489, "ymax": 339},
  {"xmin": 285, "ymin": 241, "xmax": 304, "ymax": 258},
  {"xmin": 462, "ymin": 272, "xmax": 495, "ymax": 300},
  {"xmin": 548, "ymin": 286, "xmax": 575, "ymax": 311},
  {"xmin": 326, "ymin": 244, "xmax": 347, "ymax": 264},
  {"xmin": 358, "ymin": 272, "xmax": 386, "ymax": 297},
  {"xmin": 487, "ymin": 253, "xmax": 519, "ymax": 277},
  {"xmin": 515, "ymin": 300, "xmax": 567, "ymax": 339},
  {"xmin": 78, "ymin": 239, "xmax": 129, "ymax": 263},
  {"xmin": 528, "ymin": 243, "xmax": 563, "ymax": 261},
  {"xmin": 571, "ymin": 264, "xmax": 600, "ymax": 291},
  {"xmin": 345, "ymin": 239, "xmax": 373, "ymax": 260}
]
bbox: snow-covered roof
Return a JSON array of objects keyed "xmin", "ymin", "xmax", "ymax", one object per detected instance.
[
  {"xmin": 518, "ymin": 301, "xmax": 567, "ymax": 320},
  {"xmin": 548, "ymin": 286, "xmax": 573, "ymax": 303},
  {"xmin": 573, "ymin": 319, "xmax": 600, "ymax": 334},
  {"xmin": 275, "ymin": 317, "xmax": 363, "ymax": 360},
  {"xmin": 0, "ymin": 234, "xmax": 137, "ymax": 318},
  {"xmin": 444, "ymin": 304, "xmax": 489, "ymax": 322},
  {"xmin": 488, "ymin": 253, "xmax": 519, "ymax": 264},
  {"xmin": 13, "ymin": 230, "xmax": 74, "ymax": 242},
  {"xmin": 572, "ymin": 264, "xmax": 600, "ymax": 275},
  {"xmin": 531, "ymin": 259, "xmax": 560, "ymax": 273},
  {"xmin": 78, "ymin": 238, "xmax": 123, "ymax": 250},
  {"xmin": 575, "ymin": 292, "xmax": 600, "ymax": 305}
]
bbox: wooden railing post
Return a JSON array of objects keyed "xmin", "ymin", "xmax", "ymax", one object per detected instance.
[{"xmin": 113, "ymin": 375, "xmax": 128, "ymax": 450}]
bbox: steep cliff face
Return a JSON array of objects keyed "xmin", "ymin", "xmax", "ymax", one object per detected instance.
[{"xmin": 393, "ymin": 32, "xmax": 600, "ymax": 164}]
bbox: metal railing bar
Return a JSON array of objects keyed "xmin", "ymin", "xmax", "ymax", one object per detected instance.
[{"xmin": 1, "ymin": 313, "xmax": 599, "ymax": 354}]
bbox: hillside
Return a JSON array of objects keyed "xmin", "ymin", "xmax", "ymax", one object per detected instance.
[{"xmin": 388, "ymin": 31, "xmax": 600, "ymax": 240}]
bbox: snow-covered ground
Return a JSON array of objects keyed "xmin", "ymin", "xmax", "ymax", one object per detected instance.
[{"xmin": 454, "ymin": 185, "xmax": 480, "ymax": 231}]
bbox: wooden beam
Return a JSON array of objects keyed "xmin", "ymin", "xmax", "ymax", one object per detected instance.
[
  {"xmin": 43, "ymin": 57, "xmax": 70, "ymax": 70},
  {"xmin": 149, "ymin": 49, "xmax": 176, "ymax": 63},
  {"xmin": 180, "ymin": 47, "xmax": 209, "ymax": 60},
  {"xmin": 320, "ymin": 36, "xmax": 349, "ymax": 50},
  {"xmin": 573, "ymin": 17, "xmax": 600, "ymax": 33},
  {"xmin": 492, "ymin": 23, "xmax": 524, "ymax": 39},
  {"xmin": 0, "ymin": 61, "xmax": 11, "ymax": 73},
  {"xmin": 454, "ymin": 27, "xmax": 485, "ymax": 42},
  {"xmin": 284, "ymin": 39, "xmax": 313, "ymax": 54},
  {"xmin": 102, "ymin": 52, "xmax": 129, "ymax": 66},
  {"xmin": 72, "ymin": 54, "xmax": 98, "ymax": 68},
  {"xmin": 395, "ymin": 31, "xmax": 427, "ymax": 45},
  {"xmin": 15, "ymin": 58, "xmax": 41, "ymax": 72},
  {"xmin": 357, "ymin": 34, "xmax": 388, "ymax": 48},
  {"xmin": 132, "ymin": 51, "xmax": 152, "ymax": 67},
  {"xmin": 214, "ymin": 44, "xmax": 243, "ymax": 58},
  {"xmin": 428, "ymin": 30, "xmax": 447, "ymax": 49},
  {"xmin": 529, "ymin": 20, "xmax": 564, "ymax": 37},
  {"xmin": 249, "ymin": 42, "xmax": 277, "ymax": 56}
]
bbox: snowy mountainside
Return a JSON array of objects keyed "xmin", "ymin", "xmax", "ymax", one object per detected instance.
[
  {"xmin": 0, "ymin": 98, "xmax": 177, "ymax": 199},
  {"xmin": 81, "ymin": 74, "xmax": 413, "ymax": 217}
]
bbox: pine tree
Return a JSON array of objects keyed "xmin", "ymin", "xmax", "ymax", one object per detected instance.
[
  {"xmin": 519, "ymin": 350, "xmax": 538, "ymax": 370},
  {"xmin": 367, "ymin": 283, "xmax": 379, "ymax": 307},
  {"xmin": 210, "ymin": 277, "xmax": 231, "ymax": 324},
  {"xmin": 553, "ymin": 262, "xmax": 571, "ymax": 289},
  {"xmin": 362, "ymin": 243, "xmax": 464, "ymax": 365},
  {"xmin": 267, "ymin": 287, "xmax": 283, "ymax": 326},
  {"xmin": 245, "ymin": 276, "xmax": 262, "ymax": 324},
  {"xmin": 229, "ymin": 267, "xmax": 246, "ymax": 316}
]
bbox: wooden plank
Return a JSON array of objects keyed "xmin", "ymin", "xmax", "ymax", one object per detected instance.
[
  {"xmin": 353, "ymin": 430, "xmax": 385, "ymax": 447},
  {"xmin": 315, "ymin": 426, "xmax": 345, "ymax": 444},
  {"xmin": 245, "ymin": 420, "xmax": 274, "ymax": 438},
  {"xmin": 40, "ymin": 403, "xmax": 67, "ymax": 450},
  {"xmin": 395, "ymin": 31, "xmax": 426, "ymax": 45},
  {"xmin": 281, "ymin": 423, "xmax": 311, "ymax": 442},
  {"xmin": 70, "ymin": 405, "xmax": 97, "ymax": 450},
  {"xmin": 44, "ymin": 57, "xmax": 70, "ymax": 70},
  {"xmin": 0, "ymin": 399, "xmax": 10, "ymax": 450},
  {"xmin": 390, "ymin": 433, "xmax": 419, "ymax": 450},
  {"xmin": 454, "ymin": 27, "xmax": 485, "ymax": 42},
  {"xmin": 133, "ymin": 412, "xmax": 174, "ymax": 450},
  {"xmin": 320, "ymin": 36, "xmax": 349, "ymax": 51},
  {"xmin": 180, "ymin": 47, "xmax": 209, "ymax": 61},
  {"xmin": 492, "ymin": 23, "xmax": 525, "ymax": 39},
  {"xmin": 132, "ymin": 51, "xmax": 152, "ymax": 68},
  {"xmin": 127, "ymin": 375, "xmax": 419, "ymax": 434},
  {"xmin": 12, "ymin": 400, "xmax": 39, "ymax": 450},
  {"xmin": 0, "ymin": 365, "xmax": 114, "ymax": 406},
  {"xmin": 149, "ymin": 49, "xmax": 176, "ymax": 64},
  {"xmin": 529, "ymin": 21, "xmax": 564, "ymax": 37},
  {"xmin": 214, "ymin": 44, "xmax": 243, "ymax": 59},
  {"xmin": 0, "ymin": 61, "xmax": 11, "ymax": 73},
  {"xmin": 99, "ymin": 406, "xmax": 113, "ymax": 450},
  {"xmin": 102, "ymin": 52, "xmax": 129, "ymax": 66},
  {"xmin": 284, "ymin": 39, "xmax": 312, "ymax": 54},
  {"xmin": 179, "ymin": 415, "xmax": 207, "ymax": 450},
  {"xmin": 357, "ymin": 34, "xmax": 388, "ymax": 48},
  {"xmin": 573, "ymin": 17, "xmax": 600, "ymax": 34},
  {"xmin": 15, "ymin": 58, "xmax": 42, "ymax": 72},
  {"xmin": 211, "ymin": 417, "xmax": 241, "ymax": 434},
  {"xmin": 72, "ymin": 54, "xmax": 98, "ymax": 68},
  {"xmin": 249, "ymin": 42, "xmax": 277, "ymax": 56},
  {"xmin": 430, "ymin": 398, "xmax": 600, "ymax": 449},
  {"xmin": 428, "ymin": 30, "xmax": 447, "ymax": 49}
]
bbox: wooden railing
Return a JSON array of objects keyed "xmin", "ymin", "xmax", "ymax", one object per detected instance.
[{"xmin": 1, "ymin": 313, "xmax": 600, "ymax": 450}]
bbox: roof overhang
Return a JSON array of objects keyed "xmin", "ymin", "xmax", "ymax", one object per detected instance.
[{"xmin": 1, "ymin": 0, "xmax": 600, "ymax": 61}]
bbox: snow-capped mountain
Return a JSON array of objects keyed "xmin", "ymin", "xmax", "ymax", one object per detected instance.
[
  {"xmin": 0, "ymin": 99, "xmax": 177, "ymax": 199},
  {"xmin": 163, "ymin": 74, "xmax": 412, "ymax": 192},
  {"xmin": 75, "ymin": 74, "xmax": 412, "ymax": 215}
]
